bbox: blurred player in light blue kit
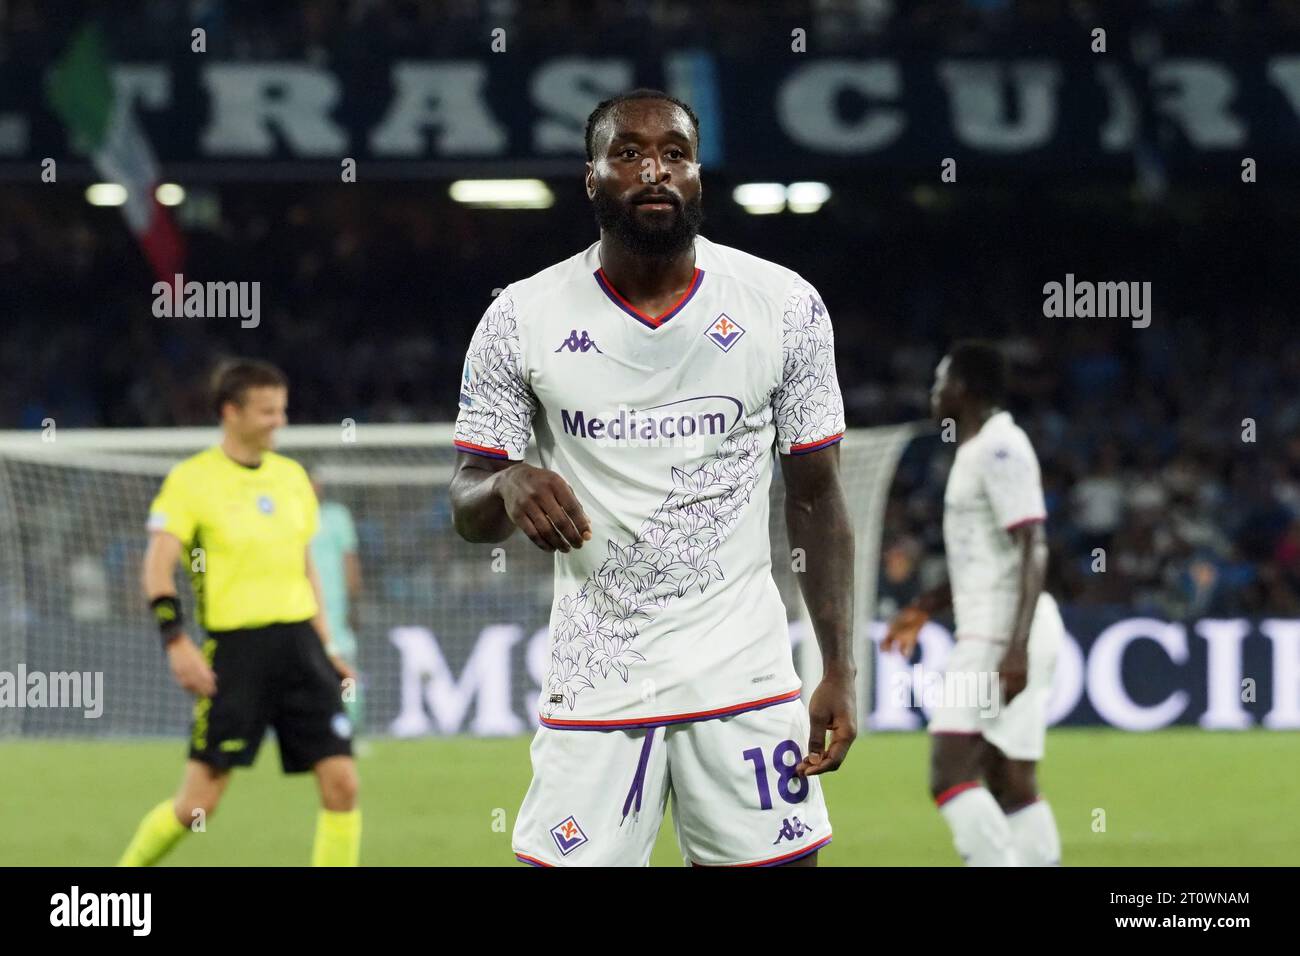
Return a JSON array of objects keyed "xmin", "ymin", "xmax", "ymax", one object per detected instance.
[{"xmin": 310, "ymin": 474, "xmax": 364, "ymax": 731}]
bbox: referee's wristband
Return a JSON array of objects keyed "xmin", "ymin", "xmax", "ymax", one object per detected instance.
[{"xmin": 150, "ymin": 595, "xmax": 184, "ymax": 647}]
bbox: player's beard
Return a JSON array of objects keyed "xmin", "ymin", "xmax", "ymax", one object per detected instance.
[{"xmin": 592, "ymin": 187, "xmax": 704, "ymax": 259}]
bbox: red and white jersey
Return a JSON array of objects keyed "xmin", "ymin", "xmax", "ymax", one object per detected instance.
[
  {"xmin": 942, "ymin": 410, "xmax": 1048, "ymax": 642},
  {"xmin": 454, "ymin": 234, "xmax": 845, "ymax": 729}
]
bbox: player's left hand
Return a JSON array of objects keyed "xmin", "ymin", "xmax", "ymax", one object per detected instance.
[
  {"xmin": 998, "ymin": 646, "xmax": 1028, "ymax": 703},
  {"xmin": 798, "ymin": 672, "xmax": 857, "ymax": 776},
  {"xmin": 329, "ymin": 654, "xmax": 357, "ymax": 684}
]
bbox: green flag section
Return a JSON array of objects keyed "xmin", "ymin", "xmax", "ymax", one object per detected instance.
[{"xmin": 47, "ymin": 23, "xmax": 185, "ymax": 283}]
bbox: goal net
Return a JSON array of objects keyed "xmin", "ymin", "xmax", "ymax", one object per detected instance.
[{"xmin": 0, "ymin": 422, "xmax": 919, "ymax": 738}]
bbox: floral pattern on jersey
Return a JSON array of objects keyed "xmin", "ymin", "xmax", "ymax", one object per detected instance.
[
  {"xmin": 455, "ymin": 290, "xmax": 536, "ymax": 456},
  {"xmin": 771, "ymin": 276, "xmax": 845, "ymax": 449},
  {"xmin": 544, "ymin": 408, "xmax": 769, "ymax": 710}
]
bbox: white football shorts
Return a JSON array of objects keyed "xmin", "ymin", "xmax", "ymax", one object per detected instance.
[
  {"xmin": 512, "ymin": 698, "xmax": 833, "ymax": 866},
  {"xmin": 927, "ymin": 592, "xmax": 1063, "ymax": 761}
]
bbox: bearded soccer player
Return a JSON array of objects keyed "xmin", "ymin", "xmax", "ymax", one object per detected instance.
[
  {"xmin": 450, "ymin": 89, "xmax": 856, "ymax": 867},
  {"xmin": 118, "ymin": 360, "xmax": 361, "ymax": 867},
  {"xmin": 884, "ymin": 341, "xmax": 1063, "ymax": 866}
]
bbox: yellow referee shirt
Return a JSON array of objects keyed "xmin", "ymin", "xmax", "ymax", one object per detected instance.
[{"xmin": 146, "ymin": 446, "xmax": 320, "ymax": 631}]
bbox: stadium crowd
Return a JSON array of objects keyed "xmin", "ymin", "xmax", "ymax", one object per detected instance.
[
  {"xmin": 6, "ymin": 175, "xmax": 1296, "ymax": 620},
  {"xmin": 4, "ymin": 0, "xmax": 1299, "ymax": 64}
]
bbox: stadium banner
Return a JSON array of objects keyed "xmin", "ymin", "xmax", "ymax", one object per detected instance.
[
  {"xmin": 380, "ymin": 611, "xmax": 1299, "ymax": 736},
  {"xmin": 868, "ymin": 611, "xmax": 1298, "ymax": 733},
  {"xmin": 6, "ymin": 608, "xmax": 1297, "ymax": 737},
  {"xmin": 7, "ymin": 51, "xmax": 1300, "ymax": 177}
]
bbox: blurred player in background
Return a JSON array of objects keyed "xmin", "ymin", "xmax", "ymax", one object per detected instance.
[
  {"xmin": 310, "ymin": 473, "xmax": 364, "ymax": 732},
  {"xmin": 118, "ymin": 360, "xmax": 361, "ymax": 866},
  {"xmin": 451, "ymin": 89, "xmax": 857, "ymax": 866},
  {"xmin": 884, "ymin": 341, "xmax": 1062, "ymax": 866}
]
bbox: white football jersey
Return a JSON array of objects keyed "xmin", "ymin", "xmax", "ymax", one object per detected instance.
[
  {"xmin": 942, "ymin": 410, "xmax": 1048, "ymax": 642},
  {"xmin": 454, "ymin": 234, "xmax": 845, "ymax": 729}
]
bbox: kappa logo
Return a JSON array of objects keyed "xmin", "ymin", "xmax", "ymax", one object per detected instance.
[
  {"xmin": 256, "ymin": 494, "xmax": 275, "ymax": 515},
  {"xmin": 772, "ymin": 815, "xmax": 813, "ymax": 845},
  {"xmin": 705, "ymin": 313, "xmax": 745, "ymax": 352},
  {"xmin": 550, "ymin": 815, "xmax": 588, "ymax": 856},
  {"xmin": 555, "ymin": 329, "xmax": 603, "ymax": 353}
]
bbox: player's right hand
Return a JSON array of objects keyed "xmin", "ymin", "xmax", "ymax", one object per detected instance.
[
  {"xmin": 882, "ymin": 606, "xmax": 927, "ymax": 657},
  {"xmin": 494, "ymin": 463, "xmax": 593, "ymax": 553},
  {"xmin": 166, "ymin": 636, "xmax": 217, "ymax": 697}
]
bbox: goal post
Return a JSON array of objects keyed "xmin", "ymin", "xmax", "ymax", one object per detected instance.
[
  {"xmin": 0, "ymin": 422, "xmax": 920, "ymax": 738},
  {"xmin": 789, "ymin": 424, "xmax": 924, "ymax": 729}
]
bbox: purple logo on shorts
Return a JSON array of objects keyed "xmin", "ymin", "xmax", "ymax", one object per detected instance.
[
  {"xmin": 772, "ymin": 815, "xmax": 813, "ymax": 845},
  {"xmin": 551, "ymin": 815, "xmax": 588, "ymax": 856}
]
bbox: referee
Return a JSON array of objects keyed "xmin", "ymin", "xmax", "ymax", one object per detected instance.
[{"xmin": 118, "ymin": 359, "xmax": 361, "ymax": 866}]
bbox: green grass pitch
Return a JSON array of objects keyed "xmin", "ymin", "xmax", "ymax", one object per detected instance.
[{"xmin": 0, "ymin": 728, "xmax": 1293, "ymax": 865}]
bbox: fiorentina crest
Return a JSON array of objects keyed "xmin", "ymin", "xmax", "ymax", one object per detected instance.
[
  {"xmin": 705, "ymin": 313, "xmax": 745, "ymax": 352},
  {"xmin": 550, "ymin": 815, "xmax": 588, "ymax": 856}
]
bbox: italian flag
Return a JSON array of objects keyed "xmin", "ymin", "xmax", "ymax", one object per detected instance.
[{"xmin": 47, "ymin": 24, "xmax": 185, "ymax": 284}]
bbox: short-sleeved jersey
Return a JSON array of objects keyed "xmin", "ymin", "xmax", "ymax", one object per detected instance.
[
  {"xmin": 311, "ymin": 500, "xmax": 358, "ymax": 628},
  {"xmin": 454, "ymin": 234, "xmax": 845, "ymax": 730},
  {"xmin": 147, "ymin": 446, "xmax": 320, "ymax": 631},
  {"xmin": 942, "ymin": 411, "xmax": 1047, "ymax": 642}
]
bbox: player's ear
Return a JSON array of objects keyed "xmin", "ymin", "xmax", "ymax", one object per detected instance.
[{"xmin": 584, "ymin": 163, "xmax": 596, "ymax": 199}]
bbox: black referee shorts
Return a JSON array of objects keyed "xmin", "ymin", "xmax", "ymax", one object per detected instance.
[{"xmin": 189, "ymin": 619, "xmax": 353, "ymax": 774}]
